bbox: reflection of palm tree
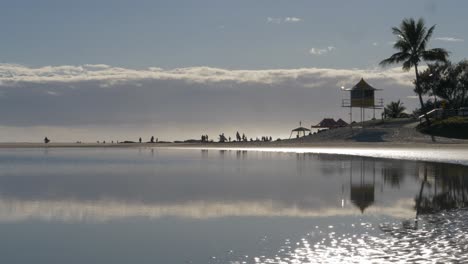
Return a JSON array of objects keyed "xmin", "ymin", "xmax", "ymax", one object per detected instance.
[
  {"xmin": 382, "ymin": 167, "xmax": 404, "ymax": 188},
  {"xmin": 380, "ymin": 18, "xmax": 448, "ymax": 124},
  {"xmin": 415, "ymin": 163, "xmax": 468, "ymax": 217}
]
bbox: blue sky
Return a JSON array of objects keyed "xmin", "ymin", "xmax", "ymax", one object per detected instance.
[
  {"xmin": 0, "ymin": 0, "xmax": 467, "ymax": 141},
  {"xmin": 1, "ymin": 0, "xmax": 466, "ymax": 69}
]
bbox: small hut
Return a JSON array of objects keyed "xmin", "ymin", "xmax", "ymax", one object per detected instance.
[
  {"xmin": 336, "ymin": 118, "xmax": 349, "ymax": 127},
  {"xmin": 312, "ymin": 118, "xmax": 338, "ymax": 129},
  {"xmin": 290, "ymin": 122, "xmax": 310, "ymax": 139}
]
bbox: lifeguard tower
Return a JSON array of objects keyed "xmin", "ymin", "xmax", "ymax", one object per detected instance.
[{"xmin": 342, "ymin": 78, "xmax": 383, "ymax": 125}]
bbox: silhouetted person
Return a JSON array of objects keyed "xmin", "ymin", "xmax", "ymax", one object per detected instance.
[
  {"xmin": 139, "ymin": 137, "xmax": 142, "ymax": 143},
  {"xmin": 150, "ymin": 136, "xmax": 155, "ymax": 143},
  {"xmin": 44, "ymin": 137, "xmax": 50, "ymax": 144},
  {"xmin": 229, "ymin": 136, "xmax": 231, "ymax": 142}
]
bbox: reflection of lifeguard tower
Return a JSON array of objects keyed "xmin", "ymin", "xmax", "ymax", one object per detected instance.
[
  {"xmin": 350, "ymin": 159, "xmax": 376, "ymax": 213},
  {"xmin": 342, "ymin": 78, "xmax": 384, "ymax": 124}
]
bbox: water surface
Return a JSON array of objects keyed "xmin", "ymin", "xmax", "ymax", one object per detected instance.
[{"xmin": 0, "ymin": 148, "xmax": 467, "ymax": 263}]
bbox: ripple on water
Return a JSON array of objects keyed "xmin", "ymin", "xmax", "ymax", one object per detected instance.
[{"xmin": 219, "ymin": 209, "xmax": 468, "ymax": 264}]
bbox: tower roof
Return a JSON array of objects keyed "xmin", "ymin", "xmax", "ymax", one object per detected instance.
[{"xmin": 345, "ymin": 78, "xmax": 378, "ymax": 91}]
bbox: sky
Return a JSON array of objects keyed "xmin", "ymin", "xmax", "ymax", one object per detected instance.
[{"xmin": 0, "ymin": 0, "xmax": 467, "ymax": 142}]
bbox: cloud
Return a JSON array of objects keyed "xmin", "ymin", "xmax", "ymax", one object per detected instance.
[
  {"xmin": 372, "ymin": 42, "xmax": 379, "ymax": 47},
  {"xmin": 434, "ymin": 37, "xmax": 464, "ymax": 42},
  {"xmin": 267, "ymin": 17, "xmax": 281, "ymax": 24},
  {"xmin": 309, "ymin": 46, "xmax": 335, "ymax": 56},
  {"xmin": 284, "ymin": 17, "xmax": 301, "ymax": 23},
  {"xmin": 0, "ymin": 63, "xmax": 416, "ymax": 141},
  {"xmin": 0, "ymin": 63, "xmax": 411, "ymax": 86},
  {"xmin": 267, "ymin": 17, "xmax": 302, "ymax": 24}
]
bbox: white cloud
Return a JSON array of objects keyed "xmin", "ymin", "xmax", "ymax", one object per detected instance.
[
  {"xmin": 0, "ymin": 63, "xmax": 412, "ymax": 86},
  {"xmin": 267, "ymin": 17, "xmax": 302, "ymax": 24},
  {"xmin": 372, "ymin": 42, "xmax": 379, "ymax": 46},
  {"xmin": 267, "ymin": 17, "xmax": 281, "ymax": 24},
  {"xmin": 309, "ymin": 46, "xmax": 335, "ymax": 56},
  {"xmin": 284, "ymin": 17, "xmax": 302, "ymax": 23},
  {"xmin": 435, "ymin": 37, "xmax": 464, "ymax": 42}
]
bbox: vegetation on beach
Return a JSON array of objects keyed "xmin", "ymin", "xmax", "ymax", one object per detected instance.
[
  {"xmin": 384, "ymin": 100, "xmax": 407, "ymax": 118},
  {"xmin": 419, "ymin": 116, "xmax": 468, "ymax": 139},
  {"xmin": 418, "ymin": 60, "xmax": 468, "ymax": 110},
  {"xmin": 380, "ymin": 18, "xmax": 449, "ymax": 124}
]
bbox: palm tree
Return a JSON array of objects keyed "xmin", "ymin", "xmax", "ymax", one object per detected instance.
[
  {"xmin": 384, "ymin": 100, "xmax": 406, "ymax": 118},
  {"xmin": 380, "ymin": 18, "xmax": 449, "ymax": 124}
]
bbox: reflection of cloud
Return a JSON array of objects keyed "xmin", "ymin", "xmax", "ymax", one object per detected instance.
[
  {"xmin": 0, "ymin": 198, "xmax": 415, "ymax": 222},
  {"xmin": 46, "ymin": 91, "xmax": 59, "ymax": 96}
]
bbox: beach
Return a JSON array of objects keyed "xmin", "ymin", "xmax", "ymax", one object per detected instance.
[{"xmin": 2, "ymin": 119, "xmax": 467, "ymax": 148}]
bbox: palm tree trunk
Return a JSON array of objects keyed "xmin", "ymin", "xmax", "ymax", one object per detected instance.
[{"xmin": 415, "ymin": 64, "xmax": 432, "ymax": 126}]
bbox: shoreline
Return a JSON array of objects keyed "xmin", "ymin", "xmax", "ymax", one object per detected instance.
[
  {"xmin": 1, "ymin": 140, "xmax": 468, "ymax": 165},
  {"xmin": 1, "ymin": 140, "xmax": 468, "ymax": 149}
]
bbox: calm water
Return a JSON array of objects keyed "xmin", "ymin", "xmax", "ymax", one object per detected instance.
[{"xmin": 0, "ymin": 148, "xmax": 467, "ymax": 263}]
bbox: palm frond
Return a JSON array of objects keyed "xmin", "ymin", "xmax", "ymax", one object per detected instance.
[
  {"xmin": 419, "ymin": 25, "xmax": 435, "ymax": 52},
  {"xmin": 391, "ymin": 26, "xmax": 405, "ymax": 40},
  {"xmin": 379, "ymin": 52, "xmax": 411, "ymax": 67},
  {"xmin": 422, "ymin": 48, "xmax": 449, "ymax": 62},
  {"xmin": 402, "ymin": 60, "xmax": 413, "ymax": 71},
  {"xmin": 393, "ymin": 40, "xmax": 411, "ymax": 52},
  {"xmin": 415, "ymin": 18, "xmax": 427, "ymax": 49}
]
